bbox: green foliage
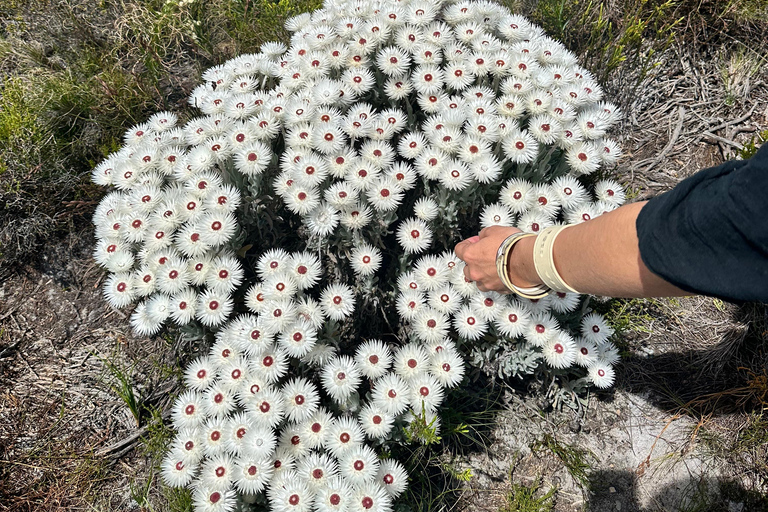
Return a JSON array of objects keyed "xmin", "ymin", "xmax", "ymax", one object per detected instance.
[
  {"xmin": 533, "ymin": 434, "xmax": 595, "ymax": 490},
  {"xmin": 721, "ymin": 0, "xmax": 768, "ymax": 23},
  {"xmin": 132, "ymin": 407, "xmax": 194, "ymax": 512},
  {"xmin": 102, "ymin": 354, "xmax": 145, "ymax": 426},
  {"xmin": 501, "ymin": 477, "xmax": 556, "ymax": 512},
  {"xmin": 0, "ymin": 0, "xmax": 325, "ymax": 268},
  {"xmin": 738, "ymin": 129, "xmax": 768, "ymax": 160},
  {"xmin": 595, "ymin": 298, "xmax": 654, "ymax": 336},
  {"xmin": 506, "ymin": 0, "xmax": 681, "ymax": 100}
]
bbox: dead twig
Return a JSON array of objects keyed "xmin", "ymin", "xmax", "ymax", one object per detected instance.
[
  {"xmin": 702, "ymin": 131, "xmax": 744, "ymax": 149},
  {"xmin": 640, "ymin": 106, "xmax": 685, "ymax": 173}
]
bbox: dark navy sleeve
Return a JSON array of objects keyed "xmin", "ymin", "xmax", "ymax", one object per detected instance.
[{"xmin": 636, "ymin": 143, "xmax": 768, "ymax": 303}]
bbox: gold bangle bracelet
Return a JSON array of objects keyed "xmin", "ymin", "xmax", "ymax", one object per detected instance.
[{"xmin": 495, "ymin": 232, "xmax": 551, "ymax": 299}]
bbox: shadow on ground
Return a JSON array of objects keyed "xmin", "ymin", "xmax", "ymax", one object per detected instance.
[{"xmin": 589, "ymin": 469, "xmax": 768, "ymax": 512}]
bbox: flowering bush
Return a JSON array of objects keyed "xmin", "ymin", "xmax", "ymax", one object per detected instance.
[{"xmin": 91, "ymin": 0, "xmax": 626, "ymax": 509}]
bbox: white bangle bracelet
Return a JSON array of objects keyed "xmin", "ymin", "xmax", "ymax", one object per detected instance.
[{"xmin": 532, "ymin": 225, "xmax": 580, "ymax": 294}]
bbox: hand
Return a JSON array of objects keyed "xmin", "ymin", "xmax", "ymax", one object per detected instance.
[{"xmin": 454, "ymin": 226, "xmax": 523, "ymax": 293}]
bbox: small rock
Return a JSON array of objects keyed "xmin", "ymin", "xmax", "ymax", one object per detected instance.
[{"xmin": 609, "ymin": 486, "xmax": 616, "ymax": 494}]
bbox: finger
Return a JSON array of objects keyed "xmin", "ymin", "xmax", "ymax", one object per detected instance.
[
  {"xmin": 478, "ymin": 226, "xmax": 490, "ymax": 239},
  {"xmin": 476, "ymin": 283, "xmax": 488, "ymax": 292},
  {"xmin": 463, "ymin": 264, "xmax": 472, "ymax": 282},
  {"xmin": 454, "ymin": 240, "xmax": 468, "ymax": 260}
]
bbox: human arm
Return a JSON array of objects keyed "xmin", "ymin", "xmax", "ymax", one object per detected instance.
[
  {"xmin": 454, "ymin": 201, "xmax": 690, "ymax": 298},
  {"xmin": 456, "ymin": 202, "xmax": 690, "ymax": 297}
]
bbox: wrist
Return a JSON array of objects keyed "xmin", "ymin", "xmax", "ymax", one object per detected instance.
[{"xmin": 506, "ymin": 235, "xmax": 543, "ymax": 288}]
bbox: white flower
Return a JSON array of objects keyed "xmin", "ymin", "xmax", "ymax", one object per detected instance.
[
  {"xmin": 262, "ymin": 271, "xmax": 299, "ymax": 301},
  {"xmin": 351, "ymin": 481, "xmax": 392, "ymax": 512},
  {"xmin": 564, "ymin": 202, "xmax": 599, "ymax": 225},
  {"xmin": 184, "ymin": 356, "xmax": 217, "ymax": 392},
  {"xmin": 325, "ymin": 181, "xmax": 359, "ymax": 209},
  {"xmin": 192, "ymin": 487, "xmax": 236, "ymax": 512},
  {"xmin": 529, "ymin": 184, "xmax": 561, "ymax": 219},
  {"xmin": 246, "ymin": 388, "xmax": 285, "ymax": 428},
  {"xmin": 206, "ymin": 254, "xmax": 244, "ymax": 294},
  {"xmin": 233, "ymin": 455, "xmax": 273, "ymax": 495},
  {"xmin": 103, "ymin": 273, "xmax": 135, "ymax": 308},
  {"xmin": 282, "ymin": 377, "xmax": 320, "ymax": 423},
  {"xmin": 355, "ymin": 339, "xmax": 393, "ymax": 379},
  {"xmin": 502, "ymin": 129, "xmax": 539, "ymax": 163},
  {"xmin": 543, "ymin": 331, "xmax": 577, "ymax": 369},
  {"xmin": 359, "ymin": 404, "xmax": 394, "ymax": 439},
  {"xmin": 298, "ymin": 452, "xmax": 338, "ymax": 491},
  {"xmin": 597, "ymin": 343, "xmax": 621, "ymax": 366},
  {"xmin": 551, "ymin": 175, "xmax": 588, "ymax": 209},
  {"xmin": 429, "ymin": 349, "xmax": 465, "ymax": 388},
  {"xmin": 244, "ymin": 282, "xmax": 267, "ymax": 314},
  {"xmin": 319, "ymin": 283, "xmax": 356, "ymax": 321},
  {"xmin": 499, "ymin": 178, "xmax": 535, "ymax": 214},
  {"xmin": 278, "ymin": 320, "xmax": 318, "ymax": 358},
  {"xmin": 581, "ymin": 312, "xmax": 614, "ymax": 345},
  {"xmin": 161, "ymin": 449, "xmax": 198, "ymax": 488},
  {"xmin": 453, "ymin": 305, "xmax": 488, "ymax": 341},
  {"xmin": 315, "ymin": 476, "xmax": 353, "ymax": 512},
  {"xmin": 550, "ymin": 292, "xmax": 581, "ymax": 313},
  {"xmin": 203, "ymin": 384, "xmax": 237, "ymax": 420},
  {"xmin": 288, "ymin": 251, "xmax": 322, "ymax": 290},
  {"xmin": 393, "ymin": 343, "xmax": 430, "ymax": 381},
  {"xmin": 566, "ymin": 142, "xmax": 601, "ymax": 174},
  {"xmin": 325, "ymin": 415, "xmax": 365, "ymax": 458},
  {"xmin": 588, "ymin": 362, "xmax": 615, "ymax": 388},
  {"xmin": 372, "ymin": 373, "xmax": 411, "ymax": 416},
  {"xmin": 397, "ymin": 217, "xmax": 433, "ymax": 254},
  {"xmin": 525, "ymin": 312, "xmax": 560, "ymax": 347},
  {"xmin": 223, "ymin": 411, "xmax": 252, "ymax": 456},
  {"xmin": 480, "ymin": 202, "xmax": 515, "ymax": 228},
  {"xmin": 596, "ymin": 137, "xmax": 622, "ymax": 164},
  {"xmin": 242, "ymin": 424, "xmax": 277, "ymax": 459},
  {"xmin": 209, "ymin": 335, "xmax": 240, "ymax": 367},
  {"xmin": 574, "ymin": 338, "xmax": 598, "ymax": 367},
  {"xmin": 271, "ymin": 476, "xmax": 314, "ymax": 512},
  {"xmin": 339, "ymin": 444, "xmax": 380, "ymax": 485},
  {"xmin": 412, "ymin": 308, "xmax": 450, "ymax": 344},
  {"xmin": 130, "ymin": 300, "xmax": 163, "ymax": 336},
  {"xmin": 200, "ymin": 419, "xmax": 229, "ymax": 457},
  {"xmin": 516, "ymin": 210, "xmax": 553, "ymax": 234},
  {"xmin": 171, "ymin": 390, "xmax": 205, "ymax": 430},
  {"xmin": 409, "ymin": 373, "xmax": 445, "ymax": 413},
  {"xmin": 414, "ymin": 255, "xmax": 449, "ymax": 291},
  {"xmin": 271, "ymin": 447, "xmax": 297, "ymax": 478},
  {"xmin": 594, "ymin": 179, "xmax": 626, "ymax": 207},
  {"xmin": 427, "ymin": 285, "xmax": 462, "ymax": 315},
  {"xmin": 285, "ymin": 186, "xmax": 321, "ymax": 215},
  {"xmin": 251, "ymin": 346, "xmax": 290, "ymax": 385},
  {"xmin": 413, "ymin": 197, "xmax": 439, "ymax": 221},
  {"xmin": 349, "ymin": 244, "xmax": 383, "ymax": 277},
  {"xmin": 397, "ymin": 132, "xmax": 427, "ymax": 160},
  {"xmin": 306, "ymin": 202, "xmax": 340, "ymax": 237},
  {"xmin": 300, "ymin": 407, "xmax": 334, "ymax": 450},
  {"xmin": 367, "ymin": 179, "xmax": 404, "ymax": 212},
  {"xmin": 340, "ymin": 205, "xmax": 373, "ymax": 230},
  {"xmin": 196, "ymin": 290, "xmax": 233, "ymax": 327},
  {"xmin": 261, "ymin": 298, "xmax": 298, "ymax": 333},
  {"xmin": 321, "ymin": 355, "xmax": 362, "ymax": 403}
]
